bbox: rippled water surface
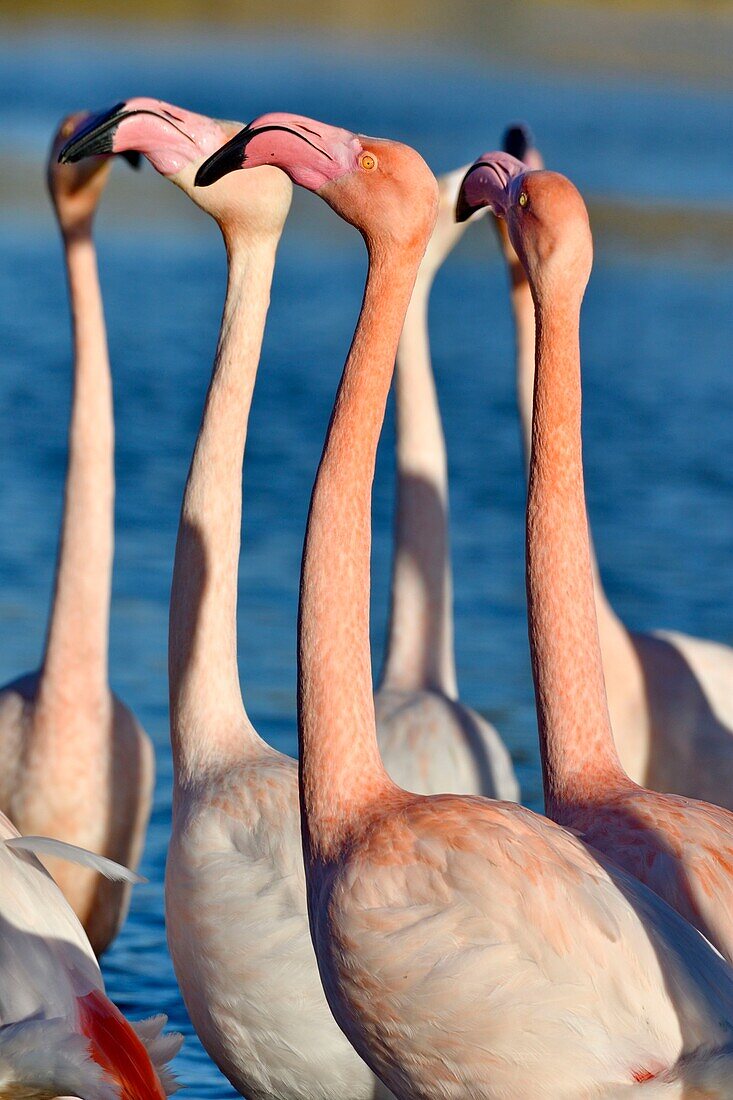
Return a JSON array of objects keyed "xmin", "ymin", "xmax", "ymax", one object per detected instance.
[{"xmin": 0, "ymin": 26, "xmax": 732, "ymax": 1096}]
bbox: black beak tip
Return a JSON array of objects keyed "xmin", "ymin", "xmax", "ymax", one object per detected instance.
[
  {"xmin": 455, "ymin": 183, "xmax": 479, "ymax": 224},
  {"xmin": 58, "ymin": 136, "xmax": 86, "ymax": 165},
  {"xmin": 195, "ymin": 124, "xmax": 256, "ymax": 187},
  {"xmin": 57, "ymin": 101, "xmax": 128, "ymax": 166},
  {"xmin": 503, "ymin": 123, "xmax": 534, "ymax": 161},
  {"xmin": 193, "ymin": 161, "xmax": 215, "ymax": 188},
  {"xmin": 195, "ymin": 145, "xmax": 242, "ymax": 188}
]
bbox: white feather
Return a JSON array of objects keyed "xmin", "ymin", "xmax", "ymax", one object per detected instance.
[
  {"xmin": 5, "ymin": 837, "xmax": 145, "ymax": 884},
  {"xmin": 130, "ymin": 1016, "xmax": 183, "ymax": 1096},
  {"xmin": 0, "ymin": 1018, "xmax": 118, "ymax": 1100}
]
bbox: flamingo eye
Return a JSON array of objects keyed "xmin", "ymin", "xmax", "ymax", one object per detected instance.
[
  {"xmin": 359, "ymin": 152, "xmax": 377, "ymax": 171},
  {"xmin": 518, "ymin": 191, "xmax": 529, "ymax": 208}
]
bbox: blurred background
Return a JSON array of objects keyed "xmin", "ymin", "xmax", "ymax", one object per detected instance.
[{"xmin": 0, "ymin": 0, "xmax": 731, "ymax": 1093}]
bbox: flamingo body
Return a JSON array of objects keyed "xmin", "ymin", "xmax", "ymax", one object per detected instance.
[
  {"xmin": 167, "ymin": 754, "xmax": 391, "ymax": 1100},
  {"xmin": 0, "ymin": 811, "xmax": 179, "ymax": 1099},
  {"xmin": 309, "ymin": 793, "xmax": 733, "ymax": 1098},
  {"xmin": 557, "ymin": 780, "xmax": 733, "ymax": 963},
  {"xmin": 61, "ymin": 101, "xmax": 395, "ymax": 1098},
  {"xmin": 467, "ymin": 152, "xmax": 733, "ymax": 963},
  {"xmin": 197, "ymin": 114, "xmax": 733, "ymax": 1100},
  {"xmin": 495, "ymin": 125, "xmax": 733, "ymax": 807},
  {"xmin": 629, "ymin": 629, "xmax": 733, "ymax": 803},
  {"xmin": 0, "ymin": 673, "xmax": 152, "ymax": 955},
  {"xmin": 0, "ymin": 115, "xmax": 153, "ymax": 955},
  {"xmin": 375, "ymin": 689, "xmax": 517, "ymax": 797}
]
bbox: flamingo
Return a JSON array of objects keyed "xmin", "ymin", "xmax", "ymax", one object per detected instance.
[
  {"xmin": 196, "ymin": 111, "xmax": 733, "ymax": 1099},
  {"xmin": 493, "ymin": 123, "xmax": 733, "ymax": 804},
  {"xmin": 459, "ymin": 151, "xmax": 733, "ymax": 962},
  {"xmin": 0, "ymin": 113, "xmax": 153, "ymax": 957},
  {"xmin": 375, "ymin": 166, "xmax": 518, "ymax": 800},
  {"xmin": 0, "ymin": 811, "xmax": 180, "ymax": 1098},
  {"xmin": 60, "ymin": 99, "xmax": 396, "ymax": 1100}
]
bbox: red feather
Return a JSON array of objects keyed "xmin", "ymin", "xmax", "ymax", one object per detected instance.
[{"xmin": 77, "ymin": 989, "xmax": 165, "ymax": 1099}]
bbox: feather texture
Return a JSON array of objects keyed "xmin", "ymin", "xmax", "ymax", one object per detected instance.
[
  {"xmin": 129, "ymin": 1017, "xmax": 183, "ymax": 1097},
  {"xmin": 5, "ymin": 838, "xmax": 145, "ymax": 885},
  {"xmin": 0, "ymin": 1018, "xmax": 117, "ymax": 1100}
]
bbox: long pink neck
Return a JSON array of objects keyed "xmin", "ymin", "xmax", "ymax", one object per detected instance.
[
  {"xmin": 169, "ymin": 232, "xmax": 278, "ymax": 785},
  {"xmin": 501, "ymin": 240, "xmax": 638, "ymax": 682},
  {"xmin": 526, "ymin": 289, "xmax": 626, "ymax": 815},
  {"xmin": 38, "ymin": 231, "xmax": 113, "ymax": 710},
  {"xmin": 380, "ymin": 269, "xmax": 457, "ymax": 696},
  {"xmin": 299, "ymin": 236, "xmax": 425, "ymax": 864},
  {"xmin": 506, "ymin": 247, "xmax": 620, "ymax": 620}
]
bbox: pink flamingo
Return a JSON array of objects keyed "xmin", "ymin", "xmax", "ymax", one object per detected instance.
[
  {"xmin": 0, "ymin": 114, "xmax": 153, "ymax": 956},
  {"xmin": 0, "ymin": 811, "xmax": 180, "ymax": 1098},
  {"xmin": 376, "ymin": 166, "xmax": 518, "ymax": 799},
  {"xmin": 493, "ymin": 123, "xmax": 733, "ymax": 804},
  {"xmin": 459, "ymin": 151, "xmax": 733, "ymax": 961},
  {"xmin": 61, "ymin": 100, "xmax": 396, "ymax": 1100},
  {"xmin": 197, "ymin": 111, "xmax": 733, "ymax": 1098}
]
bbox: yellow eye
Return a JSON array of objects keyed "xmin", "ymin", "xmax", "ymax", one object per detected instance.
[
  {"xmin": 359, "ymin": 152, "xmax": 377, "ymax": 171},
  {"xmin": 518, "ymin": 191, "xmax": 529, "ymax": 207}
]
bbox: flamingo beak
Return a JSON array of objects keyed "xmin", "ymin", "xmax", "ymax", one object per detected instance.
[
  {"xmin": 455, "ymin": 179, "xmax": 482, "ymax": 224},
  {"xmin": 503, "ymin": 123, "xmax": 534, "ymax": 162},
  {"xmin": 59, "ymin": 102, "xmax": 130, "ymax": 163},
  {"xmin": 57, "ymin": 106, "xmax": 152, "ymax": 170},
  {"xmin": 502, "ymin": 122, "xmax": 544, "ymax": 172},
  {"xmin": 194, "ymin": 124, "xmax": 250, "ymax": 186},
  {"xmin": 194, "ymin": 121, "xmax": 314, "ymax": 187},
  {"xmin": 195, "ymin": 119, "xmax": 338, "ymax": 189},
  {"xmin": 456, "ymin": 153, "xmax": 527, "ymax": 223},
  {"xmin": 455, "ymin": 161, "xmax": 497, "ymax": 223}
]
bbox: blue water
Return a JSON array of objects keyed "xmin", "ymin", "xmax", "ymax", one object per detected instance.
[{"xmin": 0, "ymin": 24, "xmax": 732, "ymax": 1096}]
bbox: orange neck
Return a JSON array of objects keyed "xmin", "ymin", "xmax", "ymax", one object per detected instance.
[
  {"xmin": 526, "ymin": 291, "xmax": 626, "ymax": 816},
  {"xmin": 298, "ymin": 235, "xmax": 426, "ymax": 863},
  {"xmin": 504, "ymin": 225, "xmax": 627, "ymax": 654}
]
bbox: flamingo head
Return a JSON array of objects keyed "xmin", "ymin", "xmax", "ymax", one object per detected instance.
[
  {"xmin": 491, "ymin": 123, "xmax": 544, "ymax": 263},
  {"xmin": 58, "ymin": 97, "xmax": 292, "ymax": 231},
  {"xmin": 457, "ymin": 151, "xmax": 592, "ymax": 296},
  {"xmin": 59, "ymin": 97, "xmax": 227, "ymax": 177},
  {"xmin": 47, "ymin": 111, "xmax": 125, "ymax": 236},
  {"xmin": 195, "ymin": 111, "xmax": 438, "ymax": 247}
]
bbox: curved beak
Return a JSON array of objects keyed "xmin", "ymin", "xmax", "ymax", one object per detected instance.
[
  {"xmin": 195, "ymin": 120, "xmax": 335, "ymax": 188},
  {"xmin": 455, "ymin": 166, "xmax": 484, "ymax": 223},
  {"xmin": 455, "ymin": 160, "xmax": 498, "ymax": 223},
  {"xmin": 59, "ymin": 102, "xmax": 129, "ymax": 163},
  {"xmin": 58, "ymin": 102, "xmax": 188, "ymax": 170},
  {"xmin": 58, "ymin": 104, "xmax": 141, "ymax": 168},
  {"xmin": 194, "ymin": 124, "xmax": 250, "ymax": 187},
  {"xmin": 456, "ymin": 152, "xmax": 526, "ymax": 223}
]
